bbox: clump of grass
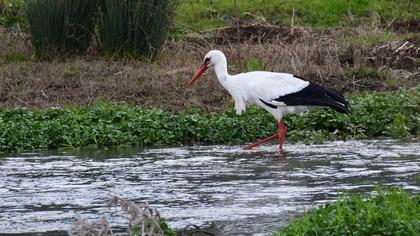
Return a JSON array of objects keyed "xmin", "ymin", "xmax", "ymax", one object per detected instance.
[
  {"xmin": 25, "ymin": 0, "xmax": 99, "ymax": 59},
  {"xmin": 1, "ymin": 51, "xmax": 28, "ymax": 64},
  {"xmin": 0, "ymin": 25, "xmax": 31, "ymax": 59},
  {"xmin": 69, "ymin": 217, "xmax": 112, "ymax": 236},
  {"xmin": 100, "ymin": 0, "xmax": 178, "ymax": 58},
  {"xmin": 0, "ymin": 0, "xmax": 25, "ymax": 28},
  {"xmin": 69, "ymin": 196, "xmax": 175, "ymax": 236},
  {"xmin": 63, "ymin": 0, "xmax": 100, "ymax": 52},
  {"xmin": 108, "ymin": 196, "xmax": 175, "ymax": 236},
  {"xmin": 273, "ymin": 186, "xmax": 420, "ymax": 236}
]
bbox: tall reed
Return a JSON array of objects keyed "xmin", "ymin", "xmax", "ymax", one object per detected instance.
[
  {"xmin": 25, "ymin": 0, "xmax": 99, "ymax": 59},
  {"xmin": 100, "ymin": 0, "xmax": 178, "ymax": 58},
  {"xmin": 65, "ymin": 0, "xmax": 99, "ymax": 52}
]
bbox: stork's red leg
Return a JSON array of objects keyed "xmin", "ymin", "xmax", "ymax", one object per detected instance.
[
  {"xmin": 278, "ymin": 120, "xmax": 288, "ymax": 150},
  {"xmin": 242, "ymin": 120, "xmax": 288, "ymax": 150},
  {"xmin": 243, "ymin": 134, "xmax": 278, "ymax": 150}
]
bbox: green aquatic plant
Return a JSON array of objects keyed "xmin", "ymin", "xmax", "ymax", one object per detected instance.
[
  {"xmin": 0, "ymin": 88, "xmax": 418, "ymax": 153},
  {"xmin": 273, "ymin": 186, "xmax": 420, "ymax": 236}
]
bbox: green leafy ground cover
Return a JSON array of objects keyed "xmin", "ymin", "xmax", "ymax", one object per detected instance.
[
  {"xmin": 273, "ymin": 186, "xmax": 420, "ymax": 236},
  {"xmin": 0, "ymin": 88, "xmax": 418, "ymax": 153}
]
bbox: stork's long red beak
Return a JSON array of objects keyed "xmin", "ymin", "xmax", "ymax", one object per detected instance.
[{"xmin": 187, "ymin": 64, "xmax": 208, "ymax": 88}]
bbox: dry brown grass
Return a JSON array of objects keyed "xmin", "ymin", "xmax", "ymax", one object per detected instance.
[
  {"xmin": 0, "ymin": 27, "xmax": 32, "ymax": 58},
  {"xmin": 0, "ymin": 51, "xmax": 231, "ymax": 111},
  {"xmin": 69, "ymin": 196, "xmax": 169, "ymax": 236},
  {"xmin": 0, "ymin": 24, "xmax": 418, "ymax": 111},
  {"xmin": 69, "ymin": 217, "xmax": 112, "ymax": 236}
]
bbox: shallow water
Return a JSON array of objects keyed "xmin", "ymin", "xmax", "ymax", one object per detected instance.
[{"xmin": 0, "ymin": 139, "xmax": 419, "ymax": 236}]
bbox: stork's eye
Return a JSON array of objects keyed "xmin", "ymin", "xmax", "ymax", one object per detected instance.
[{"xmin": 204, "ymin": 57, "xmax": 211, "ymax": 64}]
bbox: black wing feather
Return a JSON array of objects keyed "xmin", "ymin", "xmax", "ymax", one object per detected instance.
[
  {"xmin": 293, "ymin": 75, "xmax": 348, "ymax": 105},
  {"xmin": 274, "ymin": 77, "xmax": 351, "ymax": 114}
]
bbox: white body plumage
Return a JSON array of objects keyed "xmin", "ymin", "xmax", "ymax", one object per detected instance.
[{"xmin": 207, "ymin": 50, "xmax": 311, "ymax": 121}]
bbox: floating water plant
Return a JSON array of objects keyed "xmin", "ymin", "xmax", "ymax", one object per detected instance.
[{"xmin": 0, "ymin": 88, "xmax": 418, "ymax": 153}]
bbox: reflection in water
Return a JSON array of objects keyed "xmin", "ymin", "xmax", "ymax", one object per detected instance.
[{"xmin": 0, "ymin": 139, "xmax": 419, "ymax": 235}]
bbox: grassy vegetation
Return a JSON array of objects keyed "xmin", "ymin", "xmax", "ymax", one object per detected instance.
[
  {"xmin": 0, "ymin": 88, "xmax": 417, "ymax": 153},
  {"xmin": 0, "ymin": 0, "xmax": 25, "ymax": 28},
  {"xmin": 3, "ymin": 0, "xmax": 418, "ymax": 32},
  {"xmin": 176, "ymin": 0, "xmax": 419, "ymax": 32},
  {"xmin": 25, "ymin": 0, "xmax": 99, "ymax": 58},
  {"xmin": 1, "ymin": 0, "xmax": 418, "ymax": 60},
  {"xmin": 273, "ymin": 186, "xmax": 420, "ymax": 236},
  {"xmin": 2, "ymin": 51, "xmax": 28, "ymax": 63},
  {"xmin": 16, "ymin": 0, "xmax": 178, "ymax": 58},
  {"xmin": 71, "ymin": 195, "xmax": 176, "ymax": 236},
  {"xmin": 100, "ymin": 0, "xmax": 178, "ymax": 58}
]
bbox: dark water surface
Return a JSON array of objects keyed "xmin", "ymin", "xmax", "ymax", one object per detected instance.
[{"xmin": 1, "ymin": 140, "xmax": 419, "ymax": 235}]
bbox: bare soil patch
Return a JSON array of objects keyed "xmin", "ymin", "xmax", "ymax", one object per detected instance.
[
  {"xmin": 367, "ymin": 38, "xmax": 419, "ymax": 71},
  {"xmin": 391, "ymin": 18, "xmax": 420, "ymax": 34},
  {"xmin": 185, "ymin": 23, "xmax": 310, "ymax": 44}
]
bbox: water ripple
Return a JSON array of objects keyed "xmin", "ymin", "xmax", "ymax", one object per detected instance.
[{"xmin": 0, "ymin": 139, "xmax": 419, "ymax": 235}]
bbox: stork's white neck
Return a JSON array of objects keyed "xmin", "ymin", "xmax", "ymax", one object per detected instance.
[
  {"xmin": 213, "ymin": 56, "xmax": 229, "ymax": 83},
  {"xmin": 207, "ymin": 51, "xmax": 245, "ymax": 115}
]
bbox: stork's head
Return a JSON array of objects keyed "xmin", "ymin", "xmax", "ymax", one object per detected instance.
[{"xmin": 187, "ymin": 50, "xmax": 226, "ymax": 87}]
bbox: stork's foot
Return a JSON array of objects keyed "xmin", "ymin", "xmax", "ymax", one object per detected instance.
[
  {"xmin": 278, "ymin": 137, "xmax": 285, "ymax": 151},
  {"xmin": 243, "ymin": 134, "xmax": 278, "ymax": 150},
  {"xmin": 278, "ymin": 120, "xmax": 287, "ymax": 151},
  {"xmin": 278, "ymin": 139, "xmax": 286, "ymax": 159},
  {"xmin": 278, "ymin": 137, "xmax": 287, "ymax": 152},
  {"xmin": 280, "ymin": 149, "xmax": 287, "ymax": 159}
]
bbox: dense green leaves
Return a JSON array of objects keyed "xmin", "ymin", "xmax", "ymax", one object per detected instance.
[
  {"xmin": 273, "ymin": 187, "xmax": 420, "ymax": 236},
  {"xmin": 0, "ymin": 0, "xmax": 25, "ymax": 28},
  {"xmin": 286, "ymin": 87, "xmax": 419, "ymax": 141},
  {"xmin": 0, "ymin": 88, "xmax": 418, "ymax": 153}
]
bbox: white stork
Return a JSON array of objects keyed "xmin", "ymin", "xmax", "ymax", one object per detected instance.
[{"xmin": 187, "ymin": 50, "xmax": 350, "ymax": 152}]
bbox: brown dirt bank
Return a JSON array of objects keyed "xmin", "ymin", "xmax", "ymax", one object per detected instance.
[{"xmin": 0, "ymin": 25, "xmax": 419, "ymax": 112}]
